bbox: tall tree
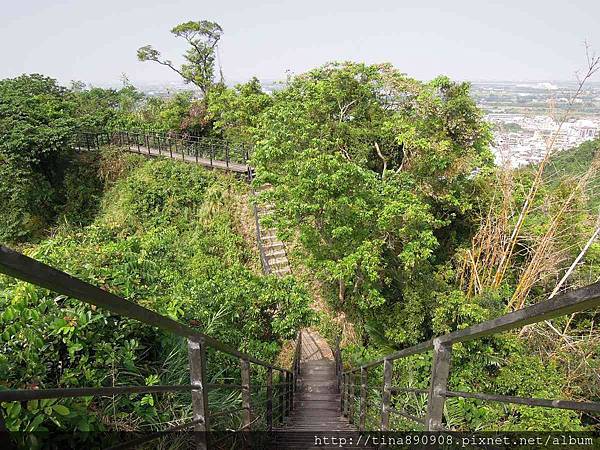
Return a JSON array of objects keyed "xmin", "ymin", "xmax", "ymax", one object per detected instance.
[{"xmin": 137, "ymin": 20, "xmax": 223, "ymax": 95}]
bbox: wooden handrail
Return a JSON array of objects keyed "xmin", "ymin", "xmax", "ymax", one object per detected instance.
[{"xmin": 338, "ymin": 281, "xmax": 600, "ymax": 431}]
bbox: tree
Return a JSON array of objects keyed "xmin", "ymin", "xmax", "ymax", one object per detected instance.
[
  {"xmin": 252, "ymin": 62, "xmax": 493, "ymax": 345},
  {"xmin": 0, "ymin": 74, "xmax": 77, "ymax": 241},
  {"xmin": 206, "ymin": 77, "xmax": 273, "ymax": 145},
  {"xmin": 137, "ymin": 20, "xmax": 223, "ymax": 95}
]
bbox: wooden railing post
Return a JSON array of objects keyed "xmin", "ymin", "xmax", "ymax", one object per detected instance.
[
  {"xmin": 267, "ymin": 367, "xmax": 273, "ymax": 432},
  {"xmin": 340, "ymin": 372, "xmax": 345, "ymax": 413},
  {"xmin": 240, "ymin": 358, "xmax": 251, "ymax": 430},
  {"xmin": 359, "ymin": 367, "xmax": 367, "ymax": 431},
  {"xmin": 279, "ymin": 371, "xmax": 285, "ymax": 423},
  {"xmin": 240, "ymin": 358, "xmax": 252, "ymax": 449},
  {"xmin": 343, "ymin": 373, "xmax": 349, "ymax": 417},
  {"xmin": 381, "ymin": 358, "xmax": 393, "ymax": 431},
  {"xmin": 426, "ymin": 339, "xmax": 452, "ymax": 431},
  {"xmin": 348, "ymin": 372, "xmax": 355, "ymax": 424},
  {"xmin": 287, "ymin": 371, "xmax": 293, "ymax": 412},
  {"xmin": 188, "ymin": 338, "xmax": 209, "ymax": 450}
]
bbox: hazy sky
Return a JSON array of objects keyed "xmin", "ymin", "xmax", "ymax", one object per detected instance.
[{"xmin": 2, "ymin": 0, "xmax": 599, "ymax": 86}]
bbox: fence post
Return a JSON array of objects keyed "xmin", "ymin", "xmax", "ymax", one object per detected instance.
[
  {"xmin": 359, "ymin": 367, "xmax": 367, "ymax": 431},
  {"xmin": 188, "ymin": 338, "xmax": 209, "ymax": 450},
  {"xmin": 287, "ymin": 371, "xmax": 293, "ymax": 412},
  {"xmin": 267, "ymin": 367, "xmax": 273, "ymax": 432},
  {"xmin": 226, "ymin": 146, "xmax": 230, "ymax": 168},
  {"xmin": 279, "ymin": 370, "xmax": 285, "ymax": 423},
  {"xmin": 343, "ymin": 373, "xmax": 349, "ymax": 417},
  {"xmin": 426, "ymin": 339, "xmax": 452, "ymax": 431},
  {"xmin": 348, "ymin": 372, "xmax": 355, "ymax": 424},
  {"xmin": 136, "ymin": 134, "xmax": 140, "ymax": 153},
  {"xmin": 381, "ymin": 358, "xmax": 393, "ymax": 431},
  {"xmin": 240, "ymin": 358, "xmax": 251, "ymax": 448},
  {"xmin": 340, "ymin": 372, "xmax": 345, "ymax": 413}
]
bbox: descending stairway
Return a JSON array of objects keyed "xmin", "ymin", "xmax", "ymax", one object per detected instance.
[
  {"xmin": 254, "ymin": 185, "xmax": 292, "ymax": 277},
  {"xmin": 274, "ymin": 332, "xmax": 367, "ymax": 449}
]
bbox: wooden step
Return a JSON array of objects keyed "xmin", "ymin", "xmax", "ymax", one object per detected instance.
[
  {"xmin": 293, "ymin": 400, "xmax": 340, "ymax": 410},
  {"xmin": 296, "ymin": 393, "xmax": 340, "ymax": 401}
]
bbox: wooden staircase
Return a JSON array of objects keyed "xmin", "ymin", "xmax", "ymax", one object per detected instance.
[{"xmin": 274, "ymin": 359, "xmax": 365, "ymax": 449}]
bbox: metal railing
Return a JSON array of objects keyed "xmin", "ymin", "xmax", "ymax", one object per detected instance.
[
  {"xmin": 0, "ymin": 246, "xmax": 302, "ymax": 448},
  {"xmin": 74, "ymin": 130, "xmax": 273, "ymax": 283},
  {"xmin": 73, "ymin": 130, "xmax": 251, "ymax": 172},
  {"xmin": 338, "ymin": 282, "xmax": 600, "ymax": 432},
  {"xmin": 247, "ymin": 167, "xmax": 272, "ymax": 275}
]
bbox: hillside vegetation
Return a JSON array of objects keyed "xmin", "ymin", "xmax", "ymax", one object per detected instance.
[
  {"xmin": 1, "ymin": 50, "xmax": 598, "ymax": 433},
  {"xmin": 0, "ymin": 149, "xmax": 311, "ymax": 434}
]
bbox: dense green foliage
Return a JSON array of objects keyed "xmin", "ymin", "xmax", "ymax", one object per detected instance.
[
  {"xmin": 252, "ymin": 62, "xmax": 494, "ymax": 347},
  {"xmin": 0, "ymin": 151, "xmax": 312, "ymax": 434},
  {"xmin": 1, "ymin": 55, "xmax": 598, "ymax": 434}
]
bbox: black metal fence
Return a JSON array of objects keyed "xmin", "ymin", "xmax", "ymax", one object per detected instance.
[
  {"xmin": 73, "ymin": 130, "xmax": 252, "ymax": 172},
  {"xmin": 336, "ymin": 283, "xmax": 600, "ymax": 432},
  {"xmin": 0, "ymin": 246, "xmax": 299, "ymax": 449}
]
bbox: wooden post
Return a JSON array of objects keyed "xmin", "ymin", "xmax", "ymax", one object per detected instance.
[
  {"xmin": 348, "ymin": 372, "xmax": 355, "ymax": 424},
  {"xmin": 188, "ymin": 338, "xmax": 209, "ymax": 450},
  {"xmin": 359, "ymin": 367, "xmax": 367, "ymax": 431},
  {"xmin": 343, "ymin": 373, "xmax": 349, "ymax": 417},
  {"xmin": 426, "ymin": 339, "xmax": 452, "ymax": 431},
  {"xmin": 240, "ymin": 358, "xmax": 251, "ymax": 450},
  {"xmin": 240, "ymin": 358, "xmax": 251, "ymax": 430},
  {"xmin": 169, "ymin": 137, "xmax": 173, "ymax": 158},
  {"xmin": 340, "ymin": 372, "xmax": 345, "ymax": 413},
  {"xmin": 267, "ymin": 367, "xmax": 273, "ymax": 432},
  {"xmin": 136, "ymin": 134, "xmax": 140, "ymax": 153},
  {"xmin": 226, "ymin": 146, "xmax": 230, "ymax": 168},
  {"xmin": 381, "ymin": 358, "xmax": 393, "ymax": 431},
  {"xmin": 210, "ymin": 145, "xmax": 214, "ymax": 166},
  {"xmin": 287, "ymin": 371, "xmax": 293, "ymax": 413},
  {"xmin": 279, "ymin": 370, "xmax": 285, "ymax": 423}
]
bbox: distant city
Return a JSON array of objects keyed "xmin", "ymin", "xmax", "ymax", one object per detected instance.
[
  {"xmin": 471, "ymin": 81, "xmax": 600, "ymax": 167},
  {"xmin": 106, "ymin": 78, "xmax": 600, "ymax": 167}
]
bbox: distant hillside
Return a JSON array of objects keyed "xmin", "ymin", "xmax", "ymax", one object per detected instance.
[{"xmin": 544, "ymin": 138, "xmax": 600, "ymax": 211}]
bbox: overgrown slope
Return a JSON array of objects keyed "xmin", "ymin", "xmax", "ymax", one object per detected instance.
[{"xmin": 0, "ymin": 150, "xmax": 312, "ymax": 434}]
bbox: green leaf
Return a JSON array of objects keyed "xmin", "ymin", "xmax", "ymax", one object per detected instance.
[{"xmin": 52, "ymin": 404, "xmax": 70, "ymax": 416}]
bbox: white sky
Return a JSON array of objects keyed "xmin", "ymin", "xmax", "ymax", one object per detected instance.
[{"xmin": 1, "ymin": 0, "xmax": 599, "ymax": 85}]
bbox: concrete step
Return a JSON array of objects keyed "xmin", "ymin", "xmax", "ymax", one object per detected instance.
[
  {"xmin": 268, "ymin": 256, "xmax": 289, "ymax": 266},
  {"xmin": 264, "ymin": 242, "xmax": 285, "ymax": 251},
  {"xmin": 265, "ymin": 249, "xmax": 286, "ymax": 258}
]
